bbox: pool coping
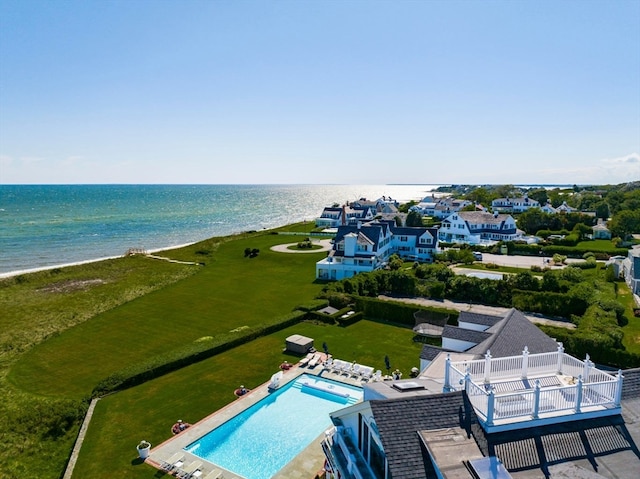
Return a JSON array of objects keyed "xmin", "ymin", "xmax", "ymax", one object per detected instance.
[{"xmin": 146, "ymin": 356, "xmax": 364, "ymax": 478}]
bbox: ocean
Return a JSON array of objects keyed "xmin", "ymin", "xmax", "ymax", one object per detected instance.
[{"xmin": 0, "ymin": 184, "xmax": 436, "ymax": 276}]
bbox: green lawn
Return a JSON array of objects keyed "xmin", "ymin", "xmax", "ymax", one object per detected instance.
[
  {"xmin": 575, "ymin": 239, "xmax": 620, "ymax": 252},
  {"xmin": 9, "ymin": 233, "xmax": 328, "ymax": 398},
  {"xmin": 71, "ymin": 318, "xmax": 421, "ymax": 479}
]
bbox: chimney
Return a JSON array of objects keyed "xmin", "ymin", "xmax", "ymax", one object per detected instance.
[{"xmin": 342, "ymin": 204, "xmax": 346, "ymax": 226}]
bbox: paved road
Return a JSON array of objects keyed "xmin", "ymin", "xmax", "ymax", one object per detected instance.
[{"xmin": 379, "ymin": 295, "xmax": 576, "ymax": 329}]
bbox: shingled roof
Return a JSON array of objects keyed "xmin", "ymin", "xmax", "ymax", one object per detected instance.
[
  {"xmin": 457, "ymin": 311, "xmax": 503, "ymax": 327},
  {"xmin": 466, "ymin": 308, "xmax": 560, "ymax": 358},
  {"xmin": 370, "ymin": 391, "xmax": 479, "ymax": 479}
]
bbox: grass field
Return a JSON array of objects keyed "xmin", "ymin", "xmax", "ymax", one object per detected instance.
[
  {"xmin": 8, "ymin": 232, "xmax": 326, "ymax": 398},
  {"xmin": 3, "ymin": 222, "xmax": 638, "ymax": 479},
  {"xmin": 70, "ymin": 319, "xmax": 421, "ymax": 479}
]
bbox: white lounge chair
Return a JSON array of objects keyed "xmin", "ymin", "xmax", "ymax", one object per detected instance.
[
  {"xmin": 299, "ymin": 352, "xmax": 314, "ymax": 366},
  {"xmin": 178, "ymin": 460, "xmax": 203, "ymax": 479},
  {"xmin": 324, "ymin": 357, "xmax": 333, "ymax": 369},
  {"xmin": 360, "ymin": 366, "xmax": 374, "ymax": 381},
  {"xmin": 202, "ymin": 469, "xmax": 224, "ymax": 479},
  {"xmin": 308, "ymin": 353, "xmax": 321, "ymax": 368},
  {"xmin": 161, "ymin": 452, "xmax": 184, "ymax": 472},
  {"xmin": 351, "ymin": 363, "xmax": 362, "ymax": 377},
  {"xmin": 332, "ymin": 359, "xmax": 346, "ymax": 374},
  {"xmin": 372, "ymin": 370, "xmax": 382, "ymax": 381}
]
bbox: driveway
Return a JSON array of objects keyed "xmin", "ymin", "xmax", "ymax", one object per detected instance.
[
  {"xmin": 378, "ymin": 295, "xmax": 576, "ymax": 329},
  {"xmin": 478, "ymin": 253, "xmax": 583, "ymax": 269}
]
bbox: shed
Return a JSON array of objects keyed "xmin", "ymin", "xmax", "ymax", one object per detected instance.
[{"xmin": 285, "ymin": 334, "xmax": 314, "ymax": 354}]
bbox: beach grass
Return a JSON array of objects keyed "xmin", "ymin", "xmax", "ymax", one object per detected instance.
[{"xmin": 70, "ymin": 319, "xmax": 421, "ymax": 479}]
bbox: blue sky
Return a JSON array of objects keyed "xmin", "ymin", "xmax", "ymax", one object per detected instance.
[{"xmin": 1, "ymin": 0, "xmax": 639, "ymax": 185}]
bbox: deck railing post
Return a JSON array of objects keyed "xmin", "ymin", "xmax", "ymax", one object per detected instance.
[
  {"xmin": 464, "ymin": 368, "xmax": 471, "ymax": 394},
  {"xmin": 583, "ymin": 354, "xmax": 592, "ymax": 383},
  {"xmin": 484, "ymin": 350, "xmax": 492, "ymax": 384},
  {"xmin": 575, "ymin": 375, "xmax": 583, "ymax": 413},
  {"xmin": 444, "ymin": 354, "xmax": 451, "ymax": 392},
  {"xmin": 615, "ymin": 370, "xmax": 624, "ymax": 407},
  {"xmin": 487, "ymin": 389, "xmax": 495, "ymax": 426},
  {"xmin": 556, "ymin": 342, "xmax": 564, "ymax": 374},
  {"xmin": 532, "ymin": 379, "xmax": 541, "ymax": 419},
  {"xmin": 521, "ymin": 346, "xmax": 529, "ymax": 379}
]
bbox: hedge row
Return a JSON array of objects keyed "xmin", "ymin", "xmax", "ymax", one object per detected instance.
[
  {"xmin": 353, "ymin": 296, "xmax": 458, "ymax": 327},
  {"xmin": 506, "ymin": 242, "xmax": 627, "ymax": 259},
  {"xmin": 541, "ymin": 325, "xmax": 640, "ymax": 369},
  {"xmin": 92, "ymin": 310, "xmax": 307, "ymax": 397},
  {"xmin": 512, "ymin": 289, "xmax": 588, "ymax": 318}
]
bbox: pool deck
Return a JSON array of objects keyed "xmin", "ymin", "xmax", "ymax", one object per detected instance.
[{"xmin": 146, "ymin": 354, "xmax": 366, "ymax": 479}]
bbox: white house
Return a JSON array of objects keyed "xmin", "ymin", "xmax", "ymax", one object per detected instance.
[
  {"xmin": 623, "ymin": 245, "xmax": 640, "ymax": 295},
  {"xmin": 321, "ymin": 308, "xmax": 638, "ymax": 479},
  {"xmin": 592, "ymin": 221, "xmax": 612, "ymax": 240},
  {"xmin": 315, "ymin": 221, "xmax": 438, "ymax": 280},
  {"xmin": 491, "ymin": 195, "xmax": 540, "ymax": 213},
  {"xmin": 411, "ymin": 196, "xmax": 472, "ymax": 219},
  {"xmin": 438, "ymin": 211, "xmax": 519, "ymax": 244},
  {"xmin": 316, "ymin": 205, "xmax": 376, "ymax": 228}
]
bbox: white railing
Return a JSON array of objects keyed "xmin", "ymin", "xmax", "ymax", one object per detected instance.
[{"xmin": 443, "ymin": 348, "xmax": 623, "ymax": 426}]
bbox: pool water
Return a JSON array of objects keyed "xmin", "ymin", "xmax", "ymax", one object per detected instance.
[{"xmin": 185, "ymin": 374, "xmax": 363, "ymax": 479}]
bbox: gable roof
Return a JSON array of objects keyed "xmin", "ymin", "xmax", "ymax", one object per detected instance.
[
  {"xmin": 466, "ymin": 308, "xmax": 560, "ymax": 357},
  {"xmin": 443, "ymin": 324, "xmax": 493, "ymax": 344},
  {"xmin": 457, "ymin": 311, "xmax": 503, "ymax": 327}
]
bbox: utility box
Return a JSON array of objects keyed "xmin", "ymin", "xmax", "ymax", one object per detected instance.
[{"xmin": 285, "ymin": 334, "xmax": 314, "ymax": 354}]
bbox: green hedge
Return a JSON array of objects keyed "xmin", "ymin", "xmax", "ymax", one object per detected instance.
[
  {"xmin": 507, "ymin": 242, "xmax": 627, "ymax": 259},
  {"xmin": 353, "ymin": 296, "xmax": 458, "ymax": 327},
  {"xmin": 541, "ymin": 326, "xmax": 640, "ymax": 369},
  {"xmin": 295, "ymin": 299, "xmax": 329, "ymax": 312},
  {"xmin": 92, "ymin": 310, "xmax": 307, "ymax": 397},
  {"xmin": 511, "ymin": 289, "xmax": 588, "ymax": 318}
]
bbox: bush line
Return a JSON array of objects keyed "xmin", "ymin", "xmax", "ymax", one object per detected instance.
[{"xmin": 92, "ymin": 310, "xmax": 307, "ymax": 397}]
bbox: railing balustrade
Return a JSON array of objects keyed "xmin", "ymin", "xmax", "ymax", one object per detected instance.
[{"xmin": 444, "ymin": 348, "xmax": 622, "ymax": 426}]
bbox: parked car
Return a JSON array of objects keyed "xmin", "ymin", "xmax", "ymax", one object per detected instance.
[{"xmin": 473, "ymin": 251, "xmax": 483, "ymax": 261}]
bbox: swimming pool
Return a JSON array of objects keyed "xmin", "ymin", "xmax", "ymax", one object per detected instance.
[{"xmin": 185, "ymin": 374, "xmax": 363, "ymax": 479}]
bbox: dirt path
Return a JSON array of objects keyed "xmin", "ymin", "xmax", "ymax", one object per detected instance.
[{"xmin": 378, "ymin": 294, "xmax": 576, "ymax": 329}]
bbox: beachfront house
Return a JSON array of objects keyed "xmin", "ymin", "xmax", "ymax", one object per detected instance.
[
  {"xmin": 315, "ymin": 221, "xmax": 438, "ymax": 281},
  {"xmin": 321, "ymin": 308, "xmax": 640, "ymax": 479},
  {"xmin": 623, "ymin": 245, "xmax": 640, "ymax": 295},
  {"xmin": 411, "ymin": 196, "xmax": 473, "ymax": 219},
  {"xmin": 316, "ymin": 205, "xmax": 376, "ymax": 228},
  {"xmin": 438, "ymin": 211, "xmax": 519, "ymax": 245},
  {"xmin": 491, "ymin": 195, "xmax": 540, "ymax": 213}
]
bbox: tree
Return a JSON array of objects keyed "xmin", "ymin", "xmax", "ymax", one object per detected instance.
[
  {"xmin": 405, "ymin": 210, "xmax": 423, "ymax": 227},
  {"xmin": 608, "ymin": 209, "xmax": 640, "ymax": 239},
  {"xmin": 525, "ymin": 188, "xmax": 548, "ymax": 206},
  {"xmin": 517, "ymin": 209, "xmax": 550, "ymax": 235},
  {"xmin": 464, "ymin": 187, "xmax": 492, "ymax": 206},
  {"xmin": 572, "ymin": 222, "xmax": 592, "ymax": 241},
  {"xmin": 595, "ymin": 202, "xmax": 609, "ymax": 220}
]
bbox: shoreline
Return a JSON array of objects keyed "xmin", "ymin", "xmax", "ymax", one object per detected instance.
[{"xmin": 0, "ymin": 241, "xmax": 197, "ymax": 279}]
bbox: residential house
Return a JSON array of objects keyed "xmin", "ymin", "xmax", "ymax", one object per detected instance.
[
  {"xmin": 623, "ymin": 245, "xmax": 640, "ymax": 295},
  {"xmin": 438, "ymin": 211, "xmax": 519, "ymax": 244},
  {"xmin": 411, "ymin": 196, "xmax": 473, "ymax": 219},
  {"xmin": 540, "ymin": 201, "xmax": 557, "ymax": 214},
  {"xmin": 322, "ymin": 308, "xmax": 640, "ymax": 479},
  {"xmin": 556, "ymin": 201, "xmax": 578, "ymax": 213},
  {"xmin": 592, "ymin": 220, "xmax": 612, "ymax": 240},
  {"xmin": 315, "ymin": 221, "xmax": 438, "ymax": 280},
  {"xmin": 351, "ymin": 197, "xmax": 400, "ymax": 215},
  {"xmin": 491, "ymin": 195, "xmax": 540, "ymax": 213},
  {"xmin": 316, "ymin": 205, "xmax": 376, "ymax": 228}
]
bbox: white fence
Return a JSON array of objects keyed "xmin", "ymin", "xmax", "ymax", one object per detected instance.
[{"xmin": 444, "ymin": 346, "xmax": 623, "ymax": 426}]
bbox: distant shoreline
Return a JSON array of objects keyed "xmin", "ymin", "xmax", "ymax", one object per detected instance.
[{"xmin": 0, "ymin": 241, "xmax": 197, "ymax": 279}]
